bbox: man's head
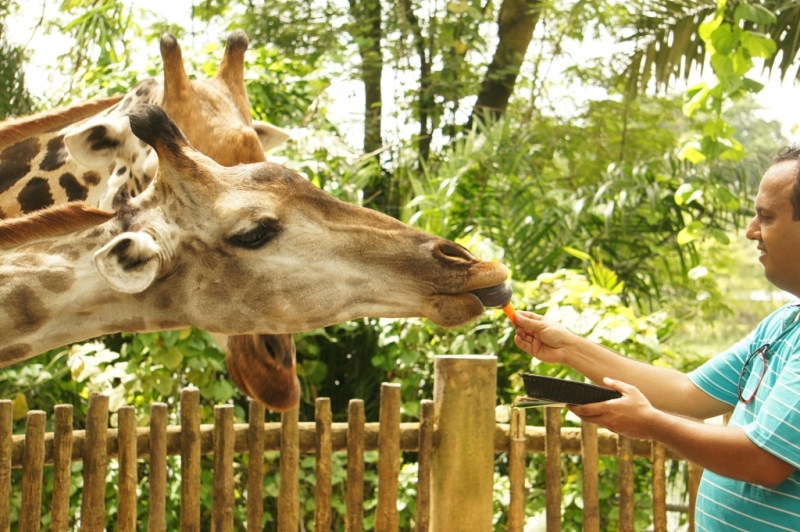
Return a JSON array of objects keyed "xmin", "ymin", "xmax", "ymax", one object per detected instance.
[{"xmin": 746, "ymin": 147, "xmax": 800, "ymax": 295}]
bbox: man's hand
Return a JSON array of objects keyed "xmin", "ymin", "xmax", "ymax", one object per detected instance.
[
  {"xmin": 514, "ymin": 311, "xmax": 575, "ymax": 364},
  {"xmin": 567, "ymin": 378, "xmax": 659, "ymax": 440}
]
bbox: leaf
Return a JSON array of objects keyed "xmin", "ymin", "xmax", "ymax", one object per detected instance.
[
  {"xmin": 677, "ymin": 221, "xmax": 705, "ymax": 245},
  {"xmin": 562, "ymin": 246, "xmax": 592, "ymax": 262},
  {"xmin": 719, "ymin": 139, "xmax": 746, "ymax": 161},
  {"xmin": 677, "ymin": 143, "xmax": 707, "ymax": 163},
  {"xmin": 160, "ymin": 347, "xmax": 184, "ymax": 370},
  {"xmin": 446, "ymin": 1, "xmax": 469, "ymax": 14},
  {"xmin": 674, "ymin": 183, "xmax": 695, "ymax": 206},
  {"xmin": 688, "ymin": 266, "xmax": 708, "ymax": 279},
  {"xmin": 699, "ymin": 13, "xmax": 723, "ymax": 41},
  {"xmin": 710, "ymin": 24, "xmax": 738, "ymax": 55},
  {"xmin": 710, "ymin": 228, "xmax": 731, "ymax": 244},
  {"xmin": 12, "ymin": 393, "xmax": 28, "ymax": 420},
  {"xmin": 742, "ymin": 77, "xmax": 765, "ymax": 93},
  {"xmin": 734, "ymin": 4, "xmax": 777, "ymax": 26},
  {"xmin": 740, "ymin": 32, "xmax": 777, "ymax": 59}
]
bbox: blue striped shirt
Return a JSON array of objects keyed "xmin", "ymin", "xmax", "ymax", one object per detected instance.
[{"xmin": 688, "ymin": 301, "xmax": 800, "ymax": 531}]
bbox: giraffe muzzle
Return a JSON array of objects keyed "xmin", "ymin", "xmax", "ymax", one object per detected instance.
[{"xmin": 470, "ymin": 283, "xmax": 513, "ymax": 309}]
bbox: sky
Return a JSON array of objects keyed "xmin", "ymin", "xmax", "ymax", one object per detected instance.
[{"xmin": 7, "ymin": 0, "xmax": 800, "ymax": 146}]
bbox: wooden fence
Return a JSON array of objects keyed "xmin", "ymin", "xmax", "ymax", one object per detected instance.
[{"xmin": 1, "ymin": 355, "xmax": 700, "ymax": 532}]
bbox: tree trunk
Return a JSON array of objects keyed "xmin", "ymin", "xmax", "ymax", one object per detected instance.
[
  {"xmin": 470, "ymin": 0, "xmax": 541, "ymax": 126},
  {"xmin": 399, "ymin": 0, "xmax": 432, "ymax": 165},
  {"xmin": 348, "ymin": 0, "xmax": 383, "ymax": 155}
]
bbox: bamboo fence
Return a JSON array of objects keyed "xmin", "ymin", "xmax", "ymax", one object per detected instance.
[{"xmin": 1, "ymin": 356, "xmax": 701, "ymax": 532}]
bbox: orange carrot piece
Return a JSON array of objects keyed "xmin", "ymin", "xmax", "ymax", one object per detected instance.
[{"xmin": 502, "ymin": 302, "xmax": 516, "ymax": 325}]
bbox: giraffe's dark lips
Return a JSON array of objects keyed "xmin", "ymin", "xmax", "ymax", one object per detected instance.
[{"xmin": 469, "ymin": 283, "xmax": 513, "ymax": 309}]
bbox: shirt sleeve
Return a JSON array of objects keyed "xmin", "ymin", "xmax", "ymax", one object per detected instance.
[
  {"xmin": 688, "ymin": 333, "xmax": 756, "ymax": 407},
  {"xmin": 742, "ymin": 354, "xmax": 800, "ymax": 469}
]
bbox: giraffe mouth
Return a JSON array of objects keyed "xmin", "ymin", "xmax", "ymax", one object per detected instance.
[{"xmin": 469, "ymin": 284, "xmax": 513, "ymax": 309}]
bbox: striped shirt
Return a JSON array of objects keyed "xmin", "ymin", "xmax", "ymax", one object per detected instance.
[{"xmin": 688, "ymin": 301, "xmax": 800, "ymax": 531}]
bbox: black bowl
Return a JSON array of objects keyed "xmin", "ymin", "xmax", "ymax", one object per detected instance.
[{"xmin": 519, "ymin": 373, "xmax": 621, "ymax": 405}]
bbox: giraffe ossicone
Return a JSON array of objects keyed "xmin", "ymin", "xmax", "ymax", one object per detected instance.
[{"xmin": 0, "ymin": 106, "xmax": 511, "ymax": 407}]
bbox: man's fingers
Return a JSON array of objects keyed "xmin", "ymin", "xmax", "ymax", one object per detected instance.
[
  {"xmin": 515, "ymin": 311, "xmax": 545, "ymax": 331},
  {"xmin": 602, "ymin": 377, "xmax": 637, "ymax": 396}
]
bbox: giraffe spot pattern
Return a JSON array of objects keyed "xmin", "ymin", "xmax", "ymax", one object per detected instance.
[
  {"xmin": 87, "ymin": 125, "xmax": 121, "ymax": 151},
  {"xmin": 18, "ymin": 177, "xmax": 54, "ymax": 213},
  {"xmin": 2, "ymin": 285, "xmax": 49, "ymax": 334},
  {"xmin": 59, "ymin": 172, "xmax": 89, "ymax": 202},
  {"xmin": 0, "ymin": 344, "xmax": 31, "ymax": 364},
  {"xmin": 116, "ymin": 166, "xmax": 127, "ymax": 175},
  {"xmin": 0, "ymin": 137, "xmax": 40, "ymax": 194},
  {"xmin": 39, "ymin": 135, "xmax": 69, "ymax": 172},
  {"xmin": 39, "ymin": 269, "xmax": 76, "ymax": 293},
  {"xmin": 82, "ymin": 171, "xmax": 101, "ymax": 186}
]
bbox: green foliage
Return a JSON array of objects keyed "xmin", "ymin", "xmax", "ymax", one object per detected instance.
[
  {"xmin": 0, "ymin": 0, "xmax": 35, "ymax": 118},
  {"xmin": 5, "ymin": 0, "xmax": 792, "ymax": 528}
]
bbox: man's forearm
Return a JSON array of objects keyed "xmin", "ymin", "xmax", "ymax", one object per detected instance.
[
  {"xmin": 644, "ymin": 410, "xmax": 794, "ymax": 488},
  {"xmin": 563, "ymin": 336, "xmax": 727, "ymax": 418}
]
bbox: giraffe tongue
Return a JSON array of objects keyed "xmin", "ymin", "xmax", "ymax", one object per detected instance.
[{"xmin": 470, "ymin": 284, "xmax": 513, "ymax": 309}]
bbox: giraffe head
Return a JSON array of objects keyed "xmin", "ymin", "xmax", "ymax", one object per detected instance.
[
  {"xmin": 0, "ymin": 105, "xmax": 511, "ymax": 409},
  {"xmin": 90, "ymin": 104, "xmax": 511, "ymax": 330},
  {"xmin": 62, "ymin": 31, "xmax": 289, "ymax": 210}
]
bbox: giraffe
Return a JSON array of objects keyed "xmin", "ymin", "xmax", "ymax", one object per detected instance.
[
  {"xmin": 0, "ymin": 106, "xmax": 512, "ymax": 411},
  {"xmin": 0, "ymin": 31, "xmax": 298, "ymax": 409},
  {"xmin": 0, "ymin": 30, "xmax": 289, "ymax": 216}
]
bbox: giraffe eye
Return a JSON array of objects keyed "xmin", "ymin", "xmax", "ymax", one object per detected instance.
[{"xmin": 228, "ymin": 220, "xmax": 281, "ymax": 249}]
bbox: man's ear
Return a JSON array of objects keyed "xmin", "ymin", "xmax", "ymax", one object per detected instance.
[
  {"xmin": 94, "ymin": 232, "xmax": 161, "ymax": 293},
  {"xmin": 65, "ymin": 115, "xmax": 132, "ymax": 168},
  {"xmin": 252, "ymin": 121, "xmax": 290, "ymax": 152}
]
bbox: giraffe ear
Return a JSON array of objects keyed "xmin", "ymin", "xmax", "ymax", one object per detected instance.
[
  {"xmin": 252, "ymin": 121, "xmax": 290, "ymax": 152},
  {"xmin": 65, "ymin": 115, "xmax": 132, "ymax": 169},
  {"xmin": 94, "ymin": 232, "xmax": 160, "ymax": 293}
]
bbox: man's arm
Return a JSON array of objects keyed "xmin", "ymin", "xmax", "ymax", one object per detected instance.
[
  {"xmin": 569, "ymin": 378, "xmax": 796, "ymax": 488},
  {"xmin": 514, "ymin": 311, "xmax": 732, "ymax": 419}
]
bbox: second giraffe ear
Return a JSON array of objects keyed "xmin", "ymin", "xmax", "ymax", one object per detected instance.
[
  {"xmin": 64, "ymin": 115, "xmax": 133, "ymax": 169},
  {"xmin": 93, "ymin": 232, "xmax": 161, "ymax": 293},
  {"xmin": 252, "ymin": 121, "xmax": 290, "ymax": 153}
]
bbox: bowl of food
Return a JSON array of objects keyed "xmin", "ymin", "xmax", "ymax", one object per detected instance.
[{"xmin": 518, "ymin": 373, "xmax": 621, "ymax": 406}]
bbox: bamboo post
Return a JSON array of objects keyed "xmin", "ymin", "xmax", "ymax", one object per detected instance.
[
  {"xmin": 315, "ymin": 398, "xmax": 333, "ymax": 532},
  {"xmin": 651, "ymin": 442, "xmax": 667, "ymax": 532},
  {"xmin": 118, "ymin": 406, "xmax": 137, "ymax": 532},
  {"xmin": 247, "ymin": 399, "xmax": 265, "ymax": 532},
  {"xmin": 376, "ymin": 383, "xmax": 401, "ymax": 532},
  {"xmin": 688, "ymin": 461, "xmax": 703, "ymax": 532},
  {"xmin": 213, "ymin": 405, "xmax": 235, "ymax": 532},
  {"xmin": 430, "ymin": 355, "xmax": 496, "ymax": 532},
  {"xmin": 346, "ymin": 399, "xmax": 365, "ymax": 532},
  {"xmin": 415, "ymin": 400, "xmax": 434, "ymax": 532},
  {"xmin": 80, "ymin": 392, "xmax": 108, "ymax": 532},
  {"xmin": 278, "ymin": 406, "xmax": 299, "ymax": 532},
  {"xmin": 544, "ymin": 407, "xmax": 562, "ymax": 532},
  {"xmin": 51, "ymin": 405, "xmax": 74, "ymax": 532},
  {"xmin": 149, "ymin": 403, "xmax": 168, "ymax": 532},
  {"xmin": 580, "ymin": 421, "xmax": 599, "ymax": 532},
  {"xmin": 20, "ymin": 410, "xmax": 45, "ymax": 532},
  {"xmin": 508, "ymin": 407, "xmax": 527, "ymax": 532},
  {"xmin": 0, "ymin": 401, "xmax": 10, "ymax": 532},
  {"xmin": 180, "ymin": 388, "xmax": 201, "ymax": 532},
  {"xmin": 617, "ymin": 435, "xmax": 635, "ymax": 532}
]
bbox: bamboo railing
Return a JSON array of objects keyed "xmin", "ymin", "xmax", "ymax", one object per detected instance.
[{"xmin": 1, "ymin": 356, "xmax": 701, "ymax": 531}]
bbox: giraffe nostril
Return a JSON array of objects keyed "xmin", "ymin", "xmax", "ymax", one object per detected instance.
[{"xmin": 435, "ymin": 241, "xmax": 476, "ymax": 263}]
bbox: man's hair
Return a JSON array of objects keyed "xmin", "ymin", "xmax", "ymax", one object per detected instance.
[{"xmin": 771, "ymin": 145, "xmax": 800, "ymax": 220}]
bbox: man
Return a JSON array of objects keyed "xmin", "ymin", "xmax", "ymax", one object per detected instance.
[{"xmin": 515, "ymin": 149, "xmax": 800, "ymax": 530}]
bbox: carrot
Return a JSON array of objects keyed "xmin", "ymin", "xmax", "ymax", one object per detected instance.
[{"xmin": 502, "ymin": 302, "xmax": 516, "ymax": 325}]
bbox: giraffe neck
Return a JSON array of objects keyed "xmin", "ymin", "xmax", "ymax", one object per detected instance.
[
  {"xmin": 0, "ymin": 218, "xmax": 187, "ymax": 366},
  {"xmin": 0, "ymin": 80, "xmax": 164, "ymax": 218}
]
